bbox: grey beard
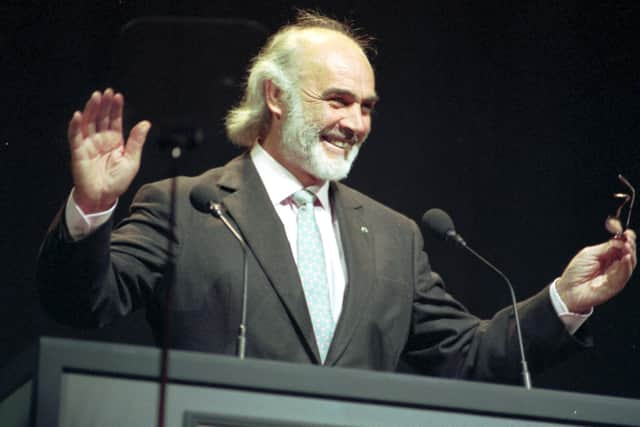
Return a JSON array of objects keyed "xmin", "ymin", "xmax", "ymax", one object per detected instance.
[{"xmin": 280, "ymin": 98, "xmax": 360, "ymax": 182}]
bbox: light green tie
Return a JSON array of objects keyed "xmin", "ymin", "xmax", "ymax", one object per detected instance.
[{"xmin": 292, "ymin": 189, "xmax": 335, "ymax": 362}]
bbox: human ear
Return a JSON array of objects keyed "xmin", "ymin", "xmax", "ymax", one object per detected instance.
[{"xmin": 264, "ymin": 79, "xmax": 284, "ymax": 120}]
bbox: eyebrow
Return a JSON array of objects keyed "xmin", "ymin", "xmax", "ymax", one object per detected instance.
[{"xmin": 321, "ymin": 87, "xmax": 380, "ymax": 105}]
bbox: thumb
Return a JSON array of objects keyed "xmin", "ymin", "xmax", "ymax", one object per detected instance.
[
  {"xmin": 125, "ymin": 121, "xmax": 151, "ymax": 163},
  {"xmin": 583, "ymin": 238, "xmax": 625, "ymax": 259},
  {"xmin": 606, "ymin": 254, "xmax": 634, "ymax": 285},
  {"xmin": 561, "ymin": 239, "xmax": 624, "ymax": 284}
]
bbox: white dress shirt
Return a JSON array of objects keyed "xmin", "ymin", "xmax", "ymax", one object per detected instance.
[{"xmin": 250, "ymin": 143, "xmax": 347, "ymax": 323}]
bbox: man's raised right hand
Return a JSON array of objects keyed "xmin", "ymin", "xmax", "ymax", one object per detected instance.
[{"xmin": 68, "ymin": 89, "xmax": 151, "ymax": 214}]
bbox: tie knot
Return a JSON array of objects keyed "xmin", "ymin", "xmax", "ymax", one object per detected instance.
[{"xmin": 292, "ymin": 189, "xmax": 316, "ymax": 209}]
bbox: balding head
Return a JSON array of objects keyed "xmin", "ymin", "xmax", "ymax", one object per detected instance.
[{"xmin": 225, "ymin": 11, "xmax": 375, "ymax": 147}]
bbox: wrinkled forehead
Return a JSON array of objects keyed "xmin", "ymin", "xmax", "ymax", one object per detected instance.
[{"xmin": 291, "ymin": 29, "xmax": 376, "ymax": 95}]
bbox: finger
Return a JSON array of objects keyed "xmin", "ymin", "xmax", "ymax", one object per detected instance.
[
  {"xmin": 67, "ymin": 111, "xmax": 83, "ymax": 149},
  {"xmin": 626, "ymin": 238, "xmax": 636, "ymax": 260},
  {"xmin": 628, "ymin": 241, "xmax": 637, "ymax": 270},
  {"xmin": 623, "ymin": 229, "xmax": 636, "ymax": 248},
  {"xmin": 110, "ymin": 93, "xmax": 124, "ymax": 133},
  {"xmin": 620, "ymin": 230, "xmax": 636, "ymax": 266},
  {"xmin": 595, "ymin": 238, "xmax": 636, "ymax": 277},
  {"xmin": 82, "ymin": 91, "xmax": 101, "ymax": 136},
  {"xmin": 605, "ymin": 254, "xmax": 634, "ymax": 291},
  {"xmin": 97, "ymin": 88, "xmax": 114, "ymax": 132},
  {"xmin": 124, "ymin": 121, "xmax": 151, "ymax": 165}
]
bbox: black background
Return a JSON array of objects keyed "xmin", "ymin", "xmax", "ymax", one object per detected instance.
[{"xmin": 2, "ymin": 1, "xmax": 639, "ymax": 397}]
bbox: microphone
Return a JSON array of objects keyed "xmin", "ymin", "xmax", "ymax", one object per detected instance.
[
  {"xmin": 190, "ymin": 183, "xmax": 249, "ymax": 359},
  {"xmin": 422, "ymin": 208, "xmax": 467, "ymax": 247},
  {"xmin": 189, "ymin": 183, "xmax": 216, "ymax": 212},
  {"xmin": 422, "ymin": 208, "xmax": 532, "ymax": 389}
]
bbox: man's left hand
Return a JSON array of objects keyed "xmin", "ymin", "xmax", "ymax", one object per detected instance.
[{"xmin": 557, "ymin": 229, "xmax": 637, "ymax": 314}]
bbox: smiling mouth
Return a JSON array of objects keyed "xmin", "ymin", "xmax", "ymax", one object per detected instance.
[{"xmin": 321, "ymin": 136, "xmax": 355, "ymax": 150}]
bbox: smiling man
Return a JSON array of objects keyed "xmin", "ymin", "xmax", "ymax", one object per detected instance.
[
  {"xmin": 252, "ymin": 27, "xmax": 377, "ymax": 186},
  {"xmin": 37, "ymin": 11, "xmax": 635, "ymax": 383}
]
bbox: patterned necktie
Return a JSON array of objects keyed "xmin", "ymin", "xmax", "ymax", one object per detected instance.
[{"xmin": 292, "ymin": 189, "xmax": 335, "ymax": 363}]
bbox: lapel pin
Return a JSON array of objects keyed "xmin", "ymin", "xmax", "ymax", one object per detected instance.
[{"xmin": 360, "ymin": 226, "xmax": 369, "ymax": 233}]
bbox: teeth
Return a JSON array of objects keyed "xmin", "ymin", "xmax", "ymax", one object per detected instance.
[
  {"xmin": 322, "ymin": 136, "xmax": 354, "ymax": 149},
  {"xmin": 330, "ymin": 140, "xmax": 348, "ymax": 149}
]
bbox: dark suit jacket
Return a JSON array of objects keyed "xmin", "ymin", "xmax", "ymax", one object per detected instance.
[{"xmin": 37, "ymin": 153, "xmax": 586, "ymax": 383}]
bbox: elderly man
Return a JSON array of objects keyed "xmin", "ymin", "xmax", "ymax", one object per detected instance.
[{"xmin": 37, "ymin": 11, "xmax": 635, "ymax": 384}]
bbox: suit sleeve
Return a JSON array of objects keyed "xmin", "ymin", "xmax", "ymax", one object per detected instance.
[
  {"xmin": 401, "ymin": 221, "xmax": 592, "ymax": 384},
  {"xmin": 36, "ymin": 182, "xmax": 176, "ymax": 328}
]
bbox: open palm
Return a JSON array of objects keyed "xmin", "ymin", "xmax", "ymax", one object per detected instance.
[{"xmin": 68, "ymin": 89, "xmax": 150, "ymax": 213}]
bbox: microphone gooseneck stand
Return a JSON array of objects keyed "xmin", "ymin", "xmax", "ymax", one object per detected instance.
[
  {"xmin": 189, "ymin": 183, "xmax": 249, "ymax": 359},
  {"xmin": 209, "ymin": 201, "xmax": 249, "ymax": 359},
  {"xmin": 422, "ymin": 208, "xmax": 532, "ymax": 389},
  {"xmin": 454, "ymin": 240, "xmax": 532, "ymax": 389}
]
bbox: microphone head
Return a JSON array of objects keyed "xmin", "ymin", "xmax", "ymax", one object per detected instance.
[
  {"xmin": 189, "ymin": 183, "xmax": 218, "ymax": 213},
  {"xmin": 422, "ymin": 208, "xmax": 456, "ymax": 240}
]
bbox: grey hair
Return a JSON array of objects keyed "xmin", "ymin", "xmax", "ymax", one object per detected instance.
[{"xmin": 225, "ymin": 10, "xmax": 375, "ymax": 147}]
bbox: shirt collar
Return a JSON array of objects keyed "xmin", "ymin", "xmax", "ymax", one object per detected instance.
[{"xmin": 250, "ymin": 143, "xmax": 330, "ymax": 209}]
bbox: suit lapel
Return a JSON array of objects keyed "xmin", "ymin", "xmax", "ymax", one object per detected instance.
[
  {"xmin": 325, "ymin": 183, "xmax": 376, "ymax": 365},
  {"xmin": 215, "ymin": 155, "xmax": 321, "ymax": 362}
]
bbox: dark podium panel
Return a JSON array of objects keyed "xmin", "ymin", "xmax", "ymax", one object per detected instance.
[{"xmin": 2, "ymin": 338, "xmax": 640, "ymax": 426}]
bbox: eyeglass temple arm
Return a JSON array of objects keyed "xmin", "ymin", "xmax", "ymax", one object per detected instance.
[{"xmin": 618, "ymin": 174, "xmax": 635, "ymax": 229}]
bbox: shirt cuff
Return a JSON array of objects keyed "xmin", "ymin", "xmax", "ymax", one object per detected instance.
[
  {"xmin": 64, "ymin": 188, "xmax": 117, "ymax": 241},
  {"xmin": 549, "ymin": 279, "xmax": 593, "ymax": 335}
]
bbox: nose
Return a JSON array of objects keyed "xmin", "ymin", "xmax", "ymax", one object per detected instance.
[{"xmin": 340, "ymin": 104, "xmax": 369, "ymax": 142}]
